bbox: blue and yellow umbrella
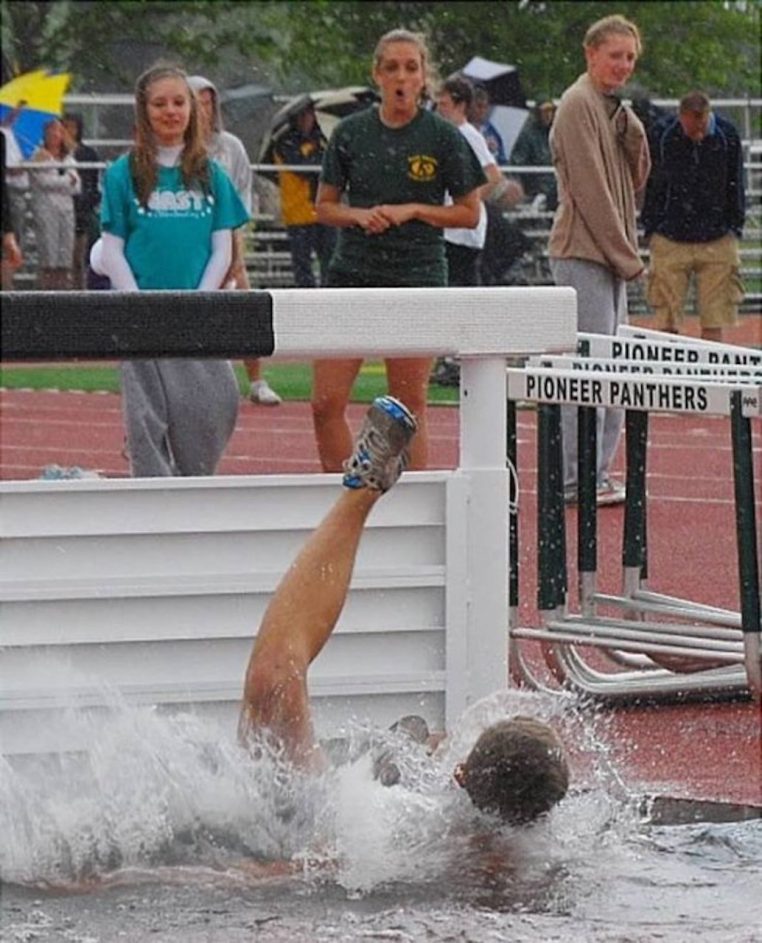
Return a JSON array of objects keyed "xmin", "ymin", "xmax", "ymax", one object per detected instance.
[{"xmin": 0, "ymin": 69, "xmax": 72, "ymax": 158}]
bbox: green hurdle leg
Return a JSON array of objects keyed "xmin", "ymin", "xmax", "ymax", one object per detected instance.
[
  {"xmin": 730, "ymin": 391, "xmax": 761, "ymax": 636},
  {"xmin": 537, "ymin": 403, "xmax": 567, "ymax": 612},
  {"xmin": 577, "ymin": 404, "xmax": 598, "ymax": 616},
  {"xmin": 623, "ymin": 409, "xmax": 649, "ymax": 580}
]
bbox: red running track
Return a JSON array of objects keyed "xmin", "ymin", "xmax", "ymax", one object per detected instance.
[{"xmin": 1, "ymin": 388, "xmax": 760, "ymax": 808}]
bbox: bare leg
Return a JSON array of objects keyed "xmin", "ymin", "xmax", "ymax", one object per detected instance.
[
  {"xmin": 243, "ymin": 359, "xmax": 262, "ymax": 383},
  {"xmin": 236, "ymin": 230, "xmax": 280, "ymax": 404},
  {"xmin": 240, "ymin": 396, "xmax": 417, "ymax": 770},
  {"xmin": 385, "ymin": 357, "xmax": 432, "ymax": 469},
  {"xmin": 239, "ymin": 487, "xmax": 380, "ymax": 769},
  {"xmin": 312, "ymin": 358, "xmax": 363, "ymax": 471},
  {"xmin": 243, "ymin": 358, "xmax": 282, "ymax": 405}
]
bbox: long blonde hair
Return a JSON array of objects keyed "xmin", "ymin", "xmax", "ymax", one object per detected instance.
[
  {"xmin": 131, "ymin": 64, "xmax": 209, "ymax": 208},
  {"xmin": 373, "ymin": 28, "xmax": 439, "ymax": 103}
]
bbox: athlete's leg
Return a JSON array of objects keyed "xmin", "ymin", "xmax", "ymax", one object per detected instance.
[
  {"xmin": 240, "ymin": 486, "xmax": 381, "ymax": 770},
  {"xmin": 384, "ymin": 357, "xmax": 432, "ymax": 469},
  {"xmin": 311, "ymin": 357, "xmax": 364, "ymax": 471},
  {"xmin": 240, "ymin": 396, "xmax": 417, "ymax": 770}
]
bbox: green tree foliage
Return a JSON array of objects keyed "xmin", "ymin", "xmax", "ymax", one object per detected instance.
[
  {"xmin": 1, "ymin": 0, "xmax": 759, "ymax": 100},
  {"xmin": 269, "ymin": 0, "xmax": 761, "ymax": 100},
  {"xmin": 0, "ymin": 0, "xmax": 281, "ymax": 87}
]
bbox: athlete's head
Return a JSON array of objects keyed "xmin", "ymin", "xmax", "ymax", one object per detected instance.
[{"xmin": 454, "ymin": 716, "xmax": 569, "ymax": 825}]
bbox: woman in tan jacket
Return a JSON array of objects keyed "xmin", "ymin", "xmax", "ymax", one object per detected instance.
[{"xmin": 549, "ymin": 14, "xmax": 650, "ymax": 505}]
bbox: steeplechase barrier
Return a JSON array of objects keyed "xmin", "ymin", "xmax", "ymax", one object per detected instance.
[
  {"xmin": 0, "ymin": 286, "xmax": 576, "ymax": 758},
  {"xmin": 507, "ymin": 328, "xmax": 761, "ymax": 702}
]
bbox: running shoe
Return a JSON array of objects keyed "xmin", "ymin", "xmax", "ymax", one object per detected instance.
[
  {"xmin": 342, "ymin": 395, "xmax": 418, "ymax": 493},
  {"xmin": 564, "ymin": 477, "xmax": 626, "ymax": 507},
  {"xmin": 249, "ymin": 379, "xmax": 282, "ymax": 406},
  {"xmin": 595, "ymin": 477, "xmax": 626, "ymax": 506}
]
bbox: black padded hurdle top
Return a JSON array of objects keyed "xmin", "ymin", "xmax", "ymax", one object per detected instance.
[{"xmin": 1, "ymin": 291, "xmax": 275, "ymax": 361}]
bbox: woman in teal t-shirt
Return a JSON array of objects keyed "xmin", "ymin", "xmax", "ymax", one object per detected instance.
[
  {"xmin": 99, "ymin": 64, "xmax": 249, "ymax": 477},
  {"xmin": 314, "ymin": 28, "xmax": 485, "ymax": 473}
]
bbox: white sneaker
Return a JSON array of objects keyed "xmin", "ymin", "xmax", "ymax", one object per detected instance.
[
  {"xmin": 596, "ymin": 477, "xmax": 626, "ymax": 506},
  {"xmin": 249, "ymin": 380, "xmax": 282, "ymax": 406},
  {"xmin": 564, "ymin": 478, "xmax": 626, "ymax": 507}
]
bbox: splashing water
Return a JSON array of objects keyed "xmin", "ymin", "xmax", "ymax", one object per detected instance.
[{"xmin": 1, "ymin": 687, "xmax": 760, "ymax": 943}]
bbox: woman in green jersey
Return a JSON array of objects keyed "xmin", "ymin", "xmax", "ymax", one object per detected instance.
[{"xmin": 314, "ymin": 29, "xmax": 485, "ymax": 472}]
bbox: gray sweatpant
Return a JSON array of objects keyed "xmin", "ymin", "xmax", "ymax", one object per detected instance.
[
  {"xmin": 121, "ymin": 359, "xmax": 239, "ymax": 477},
  {"xmin": 550, "ymin": 258, "xmax": 628, "ymax": 487}
]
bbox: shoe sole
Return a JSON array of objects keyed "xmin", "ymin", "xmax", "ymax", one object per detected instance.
[{"xmin": 342, "ymin": 397, "xmax": 417, "ymax": 491}]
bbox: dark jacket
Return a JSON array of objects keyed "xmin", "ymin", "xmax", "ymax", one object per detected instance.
[
  {"xmin": 508, "ymin": 113, "xmax": 557, "ymax": 209},
  {"xmin": 641, "ymin": 113, "xmax": 745, "ymax": 243},
  {"xmin": 72, "ymin": 141, "xmax": 101, "ymax": 235}
]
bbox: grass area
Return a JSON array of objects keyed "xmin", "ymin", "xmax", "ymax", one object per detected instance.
[{"xmin": 0, "ymin": 360, "xmax": 460, "ymax": 405}]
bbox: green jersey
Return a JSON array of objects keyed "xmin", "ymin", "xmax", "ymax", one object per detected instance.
[{"xmin": 321, "ymin": 106, "xmax": 486, "ymax": 286}]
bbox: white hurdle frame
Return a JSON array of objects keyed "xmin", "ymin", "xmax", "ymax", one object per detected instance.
[{"xmin": 0, "ymin": 286, "xmax": 577, "ymax": 756}]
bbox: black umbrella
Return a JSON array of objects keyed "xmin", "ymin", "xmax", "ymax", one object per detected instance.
[
  {"xmin": 461, "ymin": 56, "xmax": 527, "ymax": 108},
  {"xmin": 258, "ymin": 85, "xmax": 378, "ymax": 165}
]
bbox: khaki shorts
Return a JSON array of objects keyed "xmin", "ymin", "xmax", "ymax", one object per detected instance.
[{"xmin": 647, "ymin": 233, "xmax": 744, "ymax": 330}]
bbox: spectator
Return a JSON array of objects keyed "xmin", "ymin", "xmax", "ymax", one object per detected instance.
[
  {"xmin": 436, "ymin": 76, "xmax": 502, "ymax": 286},
  {"xmin": 188, "ymin": 74, "xmax": 282, "ymax": 406},
  {"xmin": 62, "ymin": 113, "xmax": 101, "ymax": 290},
  {"xmin": 1, "ymin": 105, "xmax": 30, "ymax": 289},
  {"xmin": 509, "ymin": 99, "xmax": 558, "ymax": 211},
  {"xmin": 314, "ymin": 28, "xmax": 485, "ymax": 472},
  {"xmin": 1, "ymin": 131, "xmax": 23, "ymax": 286},
  {"xmin": 30, "ymin": 118, "xmax": 80, "ymax": 290},
  {"xmin": 548, "ymin": 14, "xmax": 650, "ymax": 507},
  {"xmin": 630, "ymin": 93, "xmax": 669, "ymax": 136},
  {"xmin": 429, "ymin": 76, "xmax": 504, "ymax": 388},
  {"xmin": 273, "ymin": 99, "xmax": 336, "ymax": 289},
  {"xmin": 641, "ymin": 90, "xmax": 745, "ymax": 343},
  {"xmin": 98, "ymin": 64, "xmax": 249, "ymax": 477},
  {"xmin": 468, "ymin": 85, "xmax": 507, "ymax": 165}
]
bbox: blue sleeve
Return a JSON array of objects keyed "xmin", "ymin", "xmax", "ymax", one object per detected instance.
[
  {"xmin": 100, "ymin": 156, "xmax": 132, "ymax": 240},
  {"xmin": 210, "ymin": 160, "xmax": 250, "ymax": 231}
]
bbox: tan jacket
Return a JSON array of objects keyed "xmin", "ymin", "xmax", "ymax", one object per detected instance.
[{"xmin": 549, "ymin": 73, "xmax": 650, "ymax": 281}]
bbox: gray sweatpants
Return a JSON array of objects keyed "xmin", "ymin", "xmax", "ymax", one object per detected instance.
[
  {"xmin": 121, "ymin": 359, "xmax": 239, "ymax": 477},
  {"xmin": 550, "ymin": 258, "xmax": 628, "ymax": 487}
]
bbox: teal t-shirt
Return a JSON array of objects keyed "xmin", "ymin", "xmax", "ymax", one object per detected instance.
[
  {"xmin": 320, "ymin": 106, "xmax": 486, "ymax": 286},
  {"xmin": 101, "ymin": 154, "xmax": 249, "ymax": 289}
]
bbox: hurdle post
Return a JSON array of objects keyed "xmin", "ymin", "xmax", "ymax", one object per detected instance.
[{"xmin": 447, "ymin": 357, "xmax": 510, "ymax": 724}]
